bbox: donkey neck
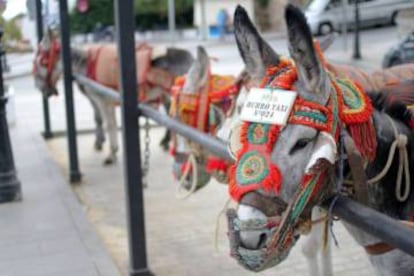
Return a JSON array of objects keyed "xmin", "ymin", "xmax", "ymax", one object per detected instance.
[
  {"xmin": 342, "ymin": 109, "xmax": 414, "ymax": 275},
  {"xmin": 70, "ymin": 46, "xmax": 88, "ymax": 76}
]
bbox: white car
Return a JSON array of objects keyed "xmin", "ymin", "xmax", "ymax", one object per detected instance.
[{"xmin": 304, "ymin": 0, "xmax": 414, "ymax": 35}]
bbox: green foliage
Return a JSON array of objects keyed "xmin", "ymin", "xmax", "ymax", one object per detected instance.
[
  {"xmin": 70, "ymin": 0, "xmax": 194, "ymax": 33},
  {"xmin": 257, "ymin": 0, "xmax": 270, "ymax": 7},
  {"xmin": 0, "ymin": 16, "xmax": 22, "ymax": 42},
  {"xmin": 134, "ymin": 0, "xmax": 194, "ymax": 30},
  {"xmin": 70, "ymin": 0, "xmax": 114, "ymax": 34}
]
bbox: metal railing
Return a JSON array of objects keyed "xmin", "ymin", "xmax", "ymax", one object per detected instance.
[
  {"xmin": 74, "ymin": 73, "xmax": 414, "ymax": 257},
  {"xmin": 51, "ymin": 1, "xmax": 414, "ymax": 275}
]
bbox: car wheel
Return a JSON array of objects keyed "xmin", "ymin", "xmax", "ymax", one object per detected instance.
[
  {"xmin": 389, "ymin": 57, "xmax": 402, "ymax": 68},
  {"xmin": 318, "ymin": 23, "xmax": 333, "ymax": 36},
  {"xmin": 391, "ymin": 11, "xmax": 398, "ymax": 26}
]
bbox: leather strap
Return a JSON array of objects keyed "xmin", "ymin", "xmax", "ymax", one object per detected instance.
[
  {"xmin": 240, "ymin": 192, "xmax": 287, "ymax": 217},
  {"xmin": 364, "ymin": 220, "xmax": 414, "ymax": 255},
  {"xmin": 364, "ymin": 242, "xmax": 395, "ymax": 255},
  {"xmin": 344, "ymin": 134, "xmax": 369, "ymax": 205}
]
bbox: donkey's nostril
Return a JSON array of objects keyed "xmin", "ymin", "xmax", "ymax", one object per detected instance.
[
  {"xmin": 258, "ymin": 233, "xmax": 268, "ymax": 248},
  {"xmin": 240, "ymin": 230, "xmax": 268, "ymax": 250}
]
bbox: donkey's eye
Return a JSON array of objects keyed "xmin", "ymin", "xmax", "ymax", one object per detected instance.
[{"xmin": 290, "ymin": 138, "xmax": 312, "ymax": 154}]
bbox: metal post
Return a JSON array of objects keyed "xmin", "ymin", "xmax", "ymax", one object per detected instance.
[
  {"xmin": 200, "ymin": 0, "xmax": 208, "ymax": 41},
  {"xmin": 352, "ymin": 0, "xmax": 361, "ymax": 60},
  {"xmin": 114, "ymin": 0, "xmax": 151, "ymax": 275},
  {"xmin": 35, "ymin": 0, "xmax": 53, "ymax": 139},
  {"xmin": 168, "ymin": 0, "xmax": 176, "ymax": 43},
  {"xmin": 341, "ymin": 0, "xmax": 348, "ymax": 52},
  {"xmin": 58, "ymin": 0, "xmax": 82, "ymax": 183},
  {"xmin": 0, "ymin": 28, "xmax": 22, "ymax": 203}
]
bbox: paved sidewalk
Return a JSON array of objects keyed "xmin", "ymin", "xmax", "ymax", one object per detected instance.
[
  {"xmin": 0, "ymin": 82, "xmax": 120, "ymax": 275},
  {"xmin": 4, "ymin": 53, "xmax": 34, "ymax": 81}
]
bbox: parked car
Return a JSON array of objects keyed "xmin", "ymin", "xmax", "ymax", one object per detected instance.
[
  {"xmin": 92, "ymin": 24, "xmax": 115, "ymax": 42},
  {"xmin": 304, "ymin": 0, "xmax": 414, "ymax": 35},
  {"xmin": 382, "ymin": 30, "xmax": 414, "ymax": 68}
]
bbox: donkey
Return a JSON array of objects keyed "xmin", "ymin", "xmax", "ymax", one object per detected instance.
[
  {"xmin": 170, "ymin": 45, "xmax": 249, "ymax": 195},
  {"xmin": 33, "ymin": 29, "xmax": 194, "ymax": 164},
  {"xmin": 226, "ymin": 4, "xmax": 414, "ymax": 276}
]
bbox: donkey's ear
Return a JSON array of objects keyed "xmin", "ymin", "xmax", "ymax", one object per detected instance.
[
  {"xmin": 195, "ymin": 45, "xmax": 209, "ymax": 86},
  {"xmin": 183, "ymin": 46, "xmax": 209, "ymax": 93},
  {"xmin": 285, "ymin": 4, "xmax": 329, "ymax": 101},
  {"xmin": 234, "ymin": 5, "xmax": 279, "ymax": 81}
]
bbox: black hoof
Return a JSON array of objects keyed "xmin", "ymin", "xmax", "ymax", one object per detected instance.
[
  {"xmin": 103, "ymin": 157, "xmax": 115, "ymax": 165},
  {"xmin": 94, "ymin": 142, "xmax": 103, "ymax": 151},
  {"xmin": 160, "ymin": 141, "xmax": 169, "ymax": 151}
]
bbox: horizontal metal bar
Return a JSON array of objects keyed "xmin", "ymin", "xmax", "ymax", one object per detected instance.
[
  {"xmin": 73, "ymin": 74, "xmax": 121, "ymax": 102},
  {"xmin": 72, "ymin": 74, "xmax": 414, "ymax": 256},
  {"xmin": 139, "ymin": 104, "xmax": 233, "ymax": 162},
  {"xmin": 46, "ymin": 124, "xmax": 163, "ymax": 139},
  {"xmin": 322, "ymin": 196, "xmax": 414, "ymax": 257},
  {"xmin": 72, "ymin": 73, "xmax": 232, "ymax": 161}
]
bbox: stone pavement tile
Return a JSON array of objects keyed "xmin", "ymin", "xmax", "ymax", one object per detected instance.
[
  {"xmin": 8, "ymin": 251, "xmax": 94, "ymax": 276},
  {"xmin": 0, "ymin": 241, "xmax": 41, "ymax": 261}
]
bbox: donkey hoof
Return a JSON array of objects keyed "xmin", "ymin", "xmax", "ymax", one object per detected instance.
[
  {"xmin": 94, "ymin": 142, "xmax": 103, "ymax": 151},
  {"xmin": 159, "ymin": 141, "xmax": 169, "ymax": 151},
  {"xmin": 103, "ymin": 156, "xmax": 116, "ymax": 165}
]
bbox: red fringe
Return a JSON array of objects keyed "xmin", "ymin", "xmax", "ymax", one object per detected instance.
[
  {"xmin": 348, "ymin": 119, "xmax": 377, "ymax": 161},
  {"xmin": 205, "ymin": 158, "xmax": 229, "ymax": 173},
  {"xmin": 261, "ymin": 165, "xmax": 283, "ymax": 194}
]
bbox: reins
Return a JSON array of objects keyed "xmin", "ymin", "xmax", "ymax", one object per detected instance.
[{"xmin": 365, "ymin": 114, "xmax": 410, "ymax": 202}]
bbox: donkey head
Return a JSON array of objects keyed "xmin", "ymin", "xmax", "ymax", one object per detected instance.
[
  {"xmin": 171, "ymin": 46, "xmax": 212, "ymax": 192},
  {"xmin": 33, "ymin": 28, "xmax": 62, "ymax": 97},
  {"xmin": 226, "ymin": 5, "xmax": 338, "ymax": 271}
]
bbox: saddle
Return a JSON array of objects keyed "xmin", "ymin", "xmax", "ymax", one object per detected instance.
[{"xmin": 85, "ymin": 43, "xmax": 174, "ymax": 103}]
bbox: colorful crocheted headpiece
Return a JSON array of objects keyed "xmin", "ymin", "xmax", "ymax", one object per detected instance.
[
  {"xmin": 227, "ymin": 41, "xmax": 377, "ymax": 273},
  {"xmin": 229, "ymin": 53, "xmax": 376, "ymax": 202}
]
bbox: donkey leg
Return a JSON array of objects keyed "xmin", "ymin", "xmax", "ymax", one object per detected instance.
[
  {"xmin": 320, "ymin": 220, "xmax": 333, "ymax": 276},
  {"xmin": 103, "ymin": 103, "xmax": 119, "ymax": 165},
  {"xmin": 159, "ymin": 99, "xmax": 171, "ymax": 151},
  {"xmin": 302, "ymin": 208, "xmax": 323, "ymax": 276},
  {"xmin": 83, "ymin": 90, "xmax": 106, "ymax": 151}
]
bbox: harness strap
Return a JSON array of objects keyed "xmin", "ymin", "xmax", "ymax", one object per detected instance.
[
  {"xmin": 364, "ymin": 242, "xmax": 395, "ymax": 255},
  {"xmin": 240, "ymin": 192, "xmax": 287, "ymax": 217},
  {"xmin": 343, "ymin": 134, "xmax": 369, "ymax": 205},
  {"xmin": 86, "ymin": 46, "xmax": 104, "ymax": 81},
  {"xmin": 45, "ymin": 41, "xmax": 60, "ymax": 87},
  {"xmin": 364, "ymin": 221, "xmax": 414, "ymax": 255}
]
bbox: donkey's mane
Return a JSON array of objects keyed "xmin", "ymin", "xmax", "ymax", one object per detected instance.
[{"xmin": 368, "ymin": 92, "xmax": 414, "ymax": 129}]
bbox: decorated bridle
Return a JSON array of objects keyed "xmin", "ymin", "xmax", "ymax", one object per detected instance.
[
  {"xmin": 33, "ymin": 38, "xmax": 61, "ymax": 92},
  {"xmin": 227, "ymin": 45, "xmax": 377, "ymax": 271},
  {"xmin": 169, "ymin": 70, "xmax": 248, "ymax": 190}
]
